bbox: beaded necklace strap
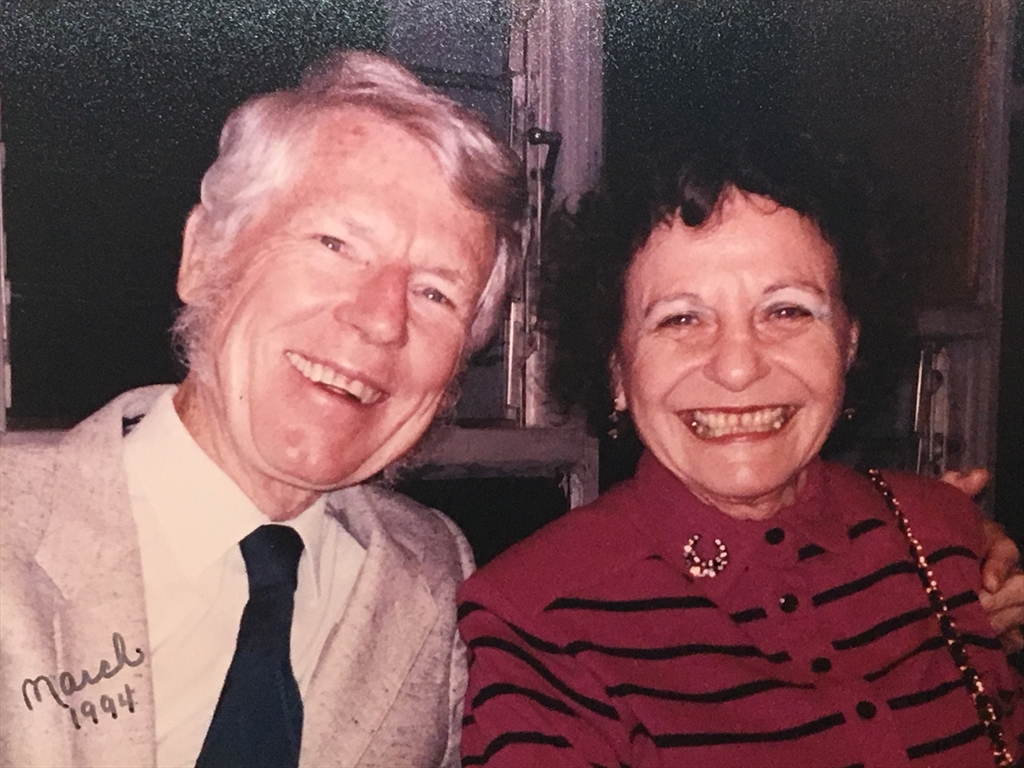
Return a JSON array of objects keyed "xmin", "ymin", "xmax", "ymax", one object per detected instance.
[{"xmin": 866, "ymin": 469, "xmax": 1015, "ymax": 768}]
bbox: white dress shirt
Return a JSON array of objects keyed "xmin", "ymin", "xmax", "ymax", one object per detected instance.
[{"xmin": 123, "ymin": 388, "xmax": 366, "ymax": 768}]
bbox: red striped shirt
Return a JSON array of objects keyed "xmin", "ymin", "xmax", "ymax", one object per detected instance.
[{"xmin": 459, "ymin": 454, "xmax": 1022, "ymax": 767}]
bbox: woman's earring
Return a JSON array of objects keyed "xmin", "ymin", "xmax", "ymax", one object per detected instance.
[{"xmin": 608, "ymin": 408, "xmax": 624, "ymax": 439}]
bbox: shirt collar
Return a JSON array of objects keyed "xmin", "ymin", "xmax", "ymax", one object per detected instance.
[
  {"xmin": 625, "ymin": 451, "xmax": 849, "ymax": 595},
  {"xmin": 123, "ymin": 388, "xmax": 328, "ymax": 585}
]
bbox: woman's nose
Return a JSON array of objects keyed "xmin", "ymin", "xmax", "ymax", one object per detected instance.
[
  {"xmin": 334, "ymin": 264, "xmax": 410, "ymax": 346},
  {"xmin": 703, "ymin": 322, "xmax": 769, "ymax": 391}
]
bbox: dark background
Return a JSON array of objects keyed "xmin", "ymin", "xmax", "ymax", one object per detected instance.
[
  {"xmin": 2, "ymin": 0, "xmax": 1020, "ymax": 558},
  {"xmin": 2, "ymin": 0, "xmax": 388, "ymax": 425}
]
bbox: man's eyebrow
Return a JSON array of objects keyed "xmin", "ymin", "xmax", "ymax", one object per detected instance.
[
  {"xmin": 326, "ymin": 215, "xmax": 375, "ymax": 242},
  {"xmin": 420, "ymin": 265, "xmax": 469, "ymax": 285}
]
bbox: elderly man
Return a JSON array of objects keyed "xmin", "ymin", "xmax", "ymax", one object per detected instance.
[
  {"xmin": 1, "ymin": 50, "xmax": 523, "ymax": 767},
  {"xmin": 2, "ymin": 48, "xmax": 1021, "ymax": 768}
]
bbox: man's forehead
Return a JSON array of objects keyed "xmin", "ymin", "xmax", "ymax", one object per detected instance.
[
  {"xmin": 303, "ymin": 106, "xmax": 432, "ymax": 161},
  {"xmin": 237, "ymin": 106, "xmax": 492, "ymax": 255}
]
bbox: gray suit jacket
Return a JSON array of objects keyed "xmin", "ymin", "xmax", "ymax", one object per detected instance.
[{"xmin": 0, "ymin": 386, "xmax": 474, "ymax": 767}]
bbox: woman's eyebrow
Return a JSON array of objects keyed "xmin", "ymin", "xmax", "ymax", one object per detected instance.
[
  {"xmin": 762, "ymin": 280, "xmax": 830, "ymax": 299},
  {"xmin": 643, "ymin": 291, "xmax": 703, "ymax": 319}
]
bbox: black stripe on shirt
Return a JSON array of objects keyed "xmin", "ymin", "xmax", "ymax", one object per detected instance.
[
  {"xmin": 730, "ymin": 607, "xmax": 769, "ymax": 624},
  {"xmin": 906, "ymin": 723, "xmax": 985, "ymax": 759},
  {"xmin": 798, "ymin": 543, "xmax": 827, "ymax": 560},
  {"xmin": 927, "ymin": 545, "xmax": 978, "ymax": 564},
  {"xmin": 836, "ymin": 588, "xmax": 983, "ymax": 651},
  {"xmin": 812, "ymin": 560, "xmax": 917, "ymax": 607},
  {"xmin": 607, "ymin": 678, "xmax": 815, "ymax": 704},
  {"xmin": 473, "ymin": 682, "xmax": 580, "ymax": 717},
  {"xmin": 863, "ymin": 635, "xmax": 946, "ymax": 681},
  {"xmin": 544, "ymin": 596, "xmax": 717, "ymax": 612},
  {"xmin": 462, "ymin": 731, "xmax": 572, "ymax": 766},
  {"xmin": 587, "ymin": 640, "xmax": 791, "ymax": 663},
  {"xmin": 833, "ymin": 606, "xmax": 933, "ymax": 650},
  {"xmin": 504, "ymin": 620, "xmax": 791, "ymax": 663},
  {"xmin": 468, "ymin": 636, "xmax": 620, "ymax": 720},
  {"xmin": 959, "ymin": 632, "xmax": 1004, "ymax": 651},
  {"xmin": 848, "ymin": 518, "xmax": 886, "ymax": 539},
  {"xmin": 943, "ymin": 590, "xmax": 979, "ymax": 610},
  {"xmin": 630, "ymin": 721, "xmax": 653, "ymax": 744},
  {"xmin": 862, "ymin": 633, "xmax": 999, "ymax": 682},
  {"xmin": 886, "ymin": 679, "xmax": 965, "ymax": 710},
  {"xmin": 651, "ymin": 712, "xmax": 846, "ymax": 747},
  {"xmin": 572, "ymin": 641, "xmax": 791, "ymax": 663},
  {"xmin": 459, "ymin": 601, "xmax": 487, "ymax": 621}
]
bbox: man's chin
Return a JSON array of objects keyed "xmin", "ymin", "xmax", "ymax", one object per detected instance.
[
  {"xmin": 256, "ymin": 409, "xmax": 437, "ymax": 487},
  {"xmin": 262, "ymin": 447, "xmax": 397, "ymax": 493},
  {"xmin": 262, "ymin": 460, "xmax": 370, "ymax": 493}
]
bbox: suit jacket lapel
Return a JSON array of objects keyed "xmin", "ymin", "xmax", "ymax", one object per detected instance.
[
  {"xmin": 300, "ymin": 492, "xmax": 438, "ymax": 767},
  {"xmin": 34, "ymin": 389, "xmax": 164, "ymax": 767}
]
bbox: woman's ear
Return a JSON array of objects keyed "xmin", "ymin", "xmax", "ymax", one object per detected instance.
[
  {"xmin": 610, "ymin": 351, "xmax": 627, "ymax": 411},
  {"xmin": 845, "ymin": 320, "xmax": 860, "ymax": 370},
  {"xmin": 177, "ymin": 205, "xmax": 208, "ymax": 304}
]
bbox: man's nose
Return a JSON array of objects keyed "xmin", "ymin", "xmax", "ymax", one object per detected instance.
[
  {"xmin": 703, "ymin": 321, "xmax": 769, "ymax": 391},
  {"xmin": 335, "ymin": 264, "xmax": 409, "ymax": 346}
]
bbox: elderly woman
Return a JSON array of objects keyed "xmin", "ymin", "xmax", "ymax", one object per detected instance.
[{"xmin": 458, "ymin": 133, "xmax": 1022, "ymax": 767}]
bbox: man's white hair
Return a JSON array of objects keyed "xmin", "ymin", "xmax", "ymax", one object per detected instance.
[{"xmin": 173, "ymin": 50, "xmax": 525, "ymax": 377}]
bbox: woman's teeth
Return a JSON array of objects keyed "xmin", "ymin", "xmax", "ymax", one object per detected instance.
[
  {"xmin": 286, "ymin": 352, "xmax": 384, "ymax": 405},
  {"xmin": 686, "ymin": 406, "xmax": 794, "ymax": 439}
]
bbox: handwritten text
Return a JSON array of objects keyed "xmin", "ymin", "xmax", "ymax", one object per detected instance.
[{"xmin": 22, "ymin": 632, "xmax": 145, "ymax": 711}]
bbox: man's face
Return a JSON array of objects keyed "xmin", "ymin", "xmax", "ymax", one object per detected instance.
[{"xmin": 178, "ymin": 109, "xmax": 496, "ymax": 508}]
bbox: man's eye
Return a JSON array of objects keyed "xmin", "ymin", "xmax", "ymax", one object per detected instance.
[
  {"xmin": 319, "ymin": 235, "xmax": 346, "ymax": 252},
  {"xmin": 421, "ymin": 287, "xmax": 454, "ymax": 308}
]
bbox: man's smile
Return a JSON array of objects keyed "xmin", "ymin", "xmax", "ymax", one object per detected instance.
[{"xmin": 285, "ymin": 351, "xmax": 386, "ymax": 405}]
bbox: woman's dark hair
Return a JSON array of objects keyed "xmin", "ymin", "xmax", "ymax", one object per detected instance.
[{"xmin": 540, "ymin": 129, "xmax": 917, "ymax": 460}]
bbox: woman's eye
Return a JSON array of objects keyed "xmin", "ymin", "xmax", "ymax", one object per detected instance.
[
  {"xmin": 768, "ymin": 304, "xmax": 813, "ymax": 321},
  {"xmin": 657, "ymin": 313, "xmax": 698, "ymax": 329}
]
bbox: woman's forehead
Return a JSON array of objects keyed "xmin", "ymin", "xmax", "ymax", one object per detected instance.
[{"xmin": 635, "ymin": 194, "xmax": 834, "ymax": 270}]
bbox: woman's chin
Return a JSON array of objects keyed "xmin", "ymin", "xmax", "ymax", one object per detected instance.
[{"xmin": 686, "ymin": 467, "xmax": 808, "ymax": 520}]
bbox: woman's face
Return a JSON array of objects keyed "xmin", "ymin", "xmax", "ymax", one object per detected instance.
[{"xmin": 615, "ymin": 189, "xmax": 859, "ymax": 519}]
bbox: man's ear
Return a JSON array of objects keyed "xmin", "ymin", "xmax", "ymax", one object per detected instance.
[
  {"xmin": 610, "ymin": 351, "xmax": 627, "ymax": 412},
  {"xmin": 845, "ymin": 319, "xmax": 860, "ymax": 370},
  {"xmin": 177, "ymin": 205, "xmax": 208, "ymax": 304}
]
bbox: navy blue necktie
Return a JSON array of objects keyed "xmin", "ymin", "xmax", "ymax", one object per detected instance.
[{"xmin": 195, "ymin": 524, "xmax": 305, "ymax": 768}]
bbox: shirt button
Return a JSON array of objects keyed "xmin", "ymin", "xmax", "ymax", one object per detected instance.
[
  {"xmin": 856, "ymin": 701, "xmax": 877, "ymax": 720},
  {"xmin": 811, "ymin": 657, "xmax": 832, "ymax": 673},
  {"xmin": 765, "ymin": 527, "xmax": 785, "ymax": 545},
  {"xmin": 779, "ymin": 593, "xmax": 799, "ymax": 613}
]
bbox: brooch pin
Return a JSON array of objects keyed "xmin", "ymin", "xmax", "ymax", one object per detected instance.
[{"xmin": 683, "ymin": 534, "xmax": 729, "ymax": 578}]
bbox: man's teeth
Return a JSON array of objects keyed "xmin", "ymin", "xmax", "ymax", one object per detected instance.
[
  {"xmin": 285, "ymin": 352, "xmax": 384, "ymax": 405},
  {"xmin": 687, "ymin": 407, "xmax": 793, "ymax": 439}
]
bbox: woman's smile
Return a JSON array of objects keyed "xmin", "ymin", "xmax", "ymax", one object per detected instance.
[{"xmin": 683, "ymin": 405, "xmax": 796, "ymax": 440}]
